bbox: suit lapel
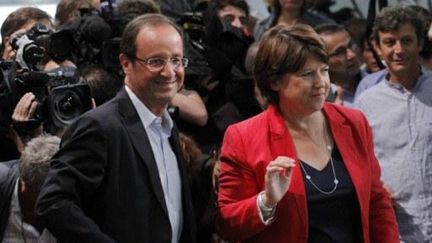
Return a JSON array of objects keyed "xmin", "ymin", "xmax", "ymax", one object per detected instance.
[
  {"xmin": 117, "ymin": 88, "xmax": 169, "ymax": 217},
  {"xmin": 267, "ymin": 106, "xmax": 308, "ymax": 235},
  {"xmin": 324, "ymin": 105, "xmax": 365, "ymax": 207}
]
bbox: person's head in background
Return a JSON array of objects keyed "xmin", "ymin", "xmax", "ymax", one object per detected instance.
[
  {"xmin": 361, "ymin": 36, "xmax": 383, "ymax": 73},
  {"xmin": 18, "ymin": 134, "xmax": 60, "ymax": 224},
  {"xmin": 1, "ymin": 7, "xmax": 52, "ymax": 60},
  {"xmin": 343, "ymin": 18, "xmax": 366, "ymax": 65},
  {"xmin": 372, "ymin": 5, "xmax": 424, "ymax": 81},
  {"xmin": 316, "ymin": 23, "xmax": 361, "ymax": 85},
  {"xmin": 211, "ymin": 0, "xmax": 249, "ymax": 29},
  {"xmin": 80, "ymin": 64, "xmax": 124, "ymax": 106},
  {"xmin": 343, "ymin": 18, "xmax": 382, "ymax": 74},
  {"xmin": 408, "ymin": 5, "xmax": 432, "ymax": 70},
  {"xmin": 271, "ymin": 0, "xmax": 305, "ymax": 18},
  {"xmin": 55, "ymin": 0, "xmax": 99, "ymax": 29},
  {"xmin": 179, "ymin": 132, "xmax": 204, "ymax": 173},
  {"xmin": 244, "ymin": 41, "xmax": 267, "ymax": 109},
  {"xmin": 118, "ymin": 0, "xmax": 161, "ymax": 19}
]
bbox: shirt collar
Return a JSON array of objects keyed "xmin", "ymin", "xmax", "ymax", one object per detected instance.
[
  {"xmin": 125, "ymin": 85, "xmax": 174, "ymax": 135},
  {"xmin": 384, "ymin": 65, "xmax": 426, "ymax": 92},
  {"xmin": 10, "ymin": 180, "xmax": 21, "ymax": 214}
]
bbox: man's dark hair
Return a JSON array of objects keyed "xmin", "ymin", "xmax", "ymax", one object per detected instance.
[
  {"xmin": 213, "ymin": 0, "xmax": 250, "ymax": 18},
  {"xmin": 372, "ymin": 5, "xmax": 424, "ymax": 45},
  {"xmin": 343, "ymin": 18, "xmax": 367, "ymax": 52},
  {"xmin": 120, "ymin": 13, "xmax": 183, "ymax": 62},
  {"xmin": 118, "ymin": 0, "xmax": 160, "ymax": 18},
  {"xmin": 80, "ymin": 65, "xmax": 123, "ymax": 106},
  {"xmin": 315, "ymin": 23, "xmax": 346, "ymax": 36}
]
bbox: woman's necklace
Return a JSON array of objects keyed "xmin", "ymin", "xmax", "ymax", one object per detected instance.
[
  {"xmin": 297, "ymin": 116, "xmax": 339, "ymax": 195},
  {"xmin": 299, "ymin": 145, "xmax": 339, "ymax": 195}
]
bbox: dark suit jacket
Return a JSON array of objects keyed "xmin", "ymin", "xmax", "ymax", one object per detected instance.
[
  {"xmin": 0, "ymin": 160, "xmax": 18, "ymax": 241},
  {"xmin": 36, "ymin": 88, "xmax": 196, "ymax": 243},
  {"xmin": 217, "ymin": 103, "xmax": 399, "ymax": 243}
]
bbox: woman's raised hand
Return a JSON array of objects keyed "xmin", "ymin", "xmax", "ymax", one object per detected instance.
[{"xmin": 263, "ymin": 156, "xmax": 296, "ymax": 207}]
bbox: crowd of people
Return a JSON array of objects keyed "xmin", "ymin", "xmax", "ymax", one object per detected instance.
[{"xmin": 0, "ymin": 0, "xmax": 431, "ymax": 242}]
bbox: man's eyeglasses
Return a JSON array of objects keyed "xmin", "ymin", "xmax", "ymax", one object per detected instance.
[
  {"xmin": 329, "ymin": 41, "xmax": 358, "ymax": 58},
  {"xmin": 134, "ymin": 56, "xmax": 189, "ymax": 72}
]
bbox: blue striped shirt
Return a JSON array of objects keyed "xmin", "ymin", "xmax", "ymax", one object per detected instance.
[{"xmin": 355, "ymin": 69, "xmax": 432, "ymax": 242}]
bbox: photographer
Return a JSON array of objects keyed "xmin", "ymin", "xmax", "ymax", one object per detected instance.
[
  {"xmin": 0, "ymin": 7, "xmax": 53, "ymax": 161},
  {"xmin": 1, "ymin": 7, "xmax": 53, "ymax": 61},
  {"xmin": 0, "ymin": 7, "xmax": 94, "ymax": 161},
  {"xmin": 180, "ymin": 0, "xmax": 261, "ymax": 152},
  {"xmin": 55, "ymin": 0, "xmax": 100, "ymax": 29}
]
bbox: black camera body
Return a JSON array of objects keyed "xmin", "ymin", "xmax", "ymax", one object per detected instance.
[
  {"xmin": 48, "ymin": 0, "xmax": 127, "ymax": 71},
  {"xmin": 10, "ymin": 23, "xmax": 51, "ymax": 71},
  {"xmin": 0, "ymin": 24, "xmax": 93, "ymax": 133},
  {"xmin": 0, "ymin": 63, "xmax": 92, "ymax": 131}
]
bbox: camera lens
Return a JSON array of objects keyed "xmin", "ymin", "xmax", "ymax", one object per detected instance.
[
  {"xmin": 49, "ymin": 84, "xmax": 92, "ymax": 127},
  {"xmin": 53, "ymin": 90, "xmax": 83, "ymax": 121}
]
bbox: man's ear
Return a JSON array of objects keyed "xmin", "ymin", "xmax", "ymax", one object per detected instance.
[
  {"xmin": 372, "ymin": 39, "xmax": 382, "ymax": 56},
  {"xmin": 418, "ymin": 36, "xmax": 424, "ymax": 53},
  {"xmin": 119, "ymin": 53, "xmax": 132, "ymax": 75}
]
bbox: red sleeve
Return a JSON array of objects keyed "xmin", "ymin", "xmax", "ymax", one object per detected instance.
[
  {"xmin": 217, "ymin": 125, "xmax": 267, "ymax": 242},
  {"xmin": 360, "ymin": 112, "xmax": 400, "ymax": 243}
]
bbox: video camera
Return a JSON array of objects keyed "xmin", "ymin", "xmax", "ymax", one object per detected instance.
[
  {"xmin": 48, "ymin": 0, "xmax": 127, "ymax": 71},
  {"xmin": 0, "ymin": 23, "xmax": 92, "ymax": 133}
]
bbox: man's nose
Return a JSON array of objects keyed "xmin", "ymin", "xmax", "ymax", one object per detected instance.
[
  {"xmin": 394, "ymin": 41, "xmax": 403, "ymax": 53},
  {"xmin": 346, "ymin": 47, "xmax": 357, "ymax": 60},
  {"xmin": 231, "ymin": 17, "xmax": 243, "ymax": 28},
  {"xmin": 160, "ymin": 60, "xmax": 177, "ymax": 77}
]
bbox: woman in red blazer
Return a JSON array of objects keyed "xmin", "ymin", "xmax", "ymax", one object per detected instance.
[{"xmin": 216, "ymin": 24, "xmax": 399, "ymax": 243}]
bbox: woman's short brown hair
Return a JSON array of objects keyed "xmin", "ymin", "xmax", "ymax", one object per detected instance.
[{"xmin": 254, "ymin": 24, "xmax": 328, "ymax": 105}]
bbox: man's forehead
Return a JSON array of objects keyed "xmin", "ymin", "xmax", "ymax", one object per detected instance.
[
  {"xmin": 135, "ymin": 24, "xmax": 183, "ymax": 50},
  {"xmin": 218, "ymin": 5, "xmax": 246, "ymax": 17},
  {"xmin": 323, "ymin": 31, "xmax": 350, "ymax": 48},
  {"xmin": 138, "ymin": 23, "xmax": 180, "ymax": 36}
]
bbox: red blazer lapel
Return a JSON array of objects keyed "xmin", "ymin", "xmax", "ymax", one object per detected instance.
[
  {"xmin": 267, "ymin": 105, "xmax": 308, "ymax": 235},
  {"xmin": 324, "ymin": 104, "xmax": 368, "ymax": 224}
]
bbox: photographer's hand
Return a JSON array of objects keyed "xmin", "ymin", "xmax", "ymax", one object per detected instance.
[
  {"xmin": 11, "ymin": 92, "xmax": 43, "ymax": 150},
  {"xmin": 12, "ymin": 92, "xmax": 38, "ymax": 122}
]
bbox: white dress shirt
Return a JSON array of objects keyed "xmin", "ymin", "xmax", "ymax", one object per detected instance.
[{"xmin": 125, "ymin": 86, "xmax": 183, "ymax": 243}]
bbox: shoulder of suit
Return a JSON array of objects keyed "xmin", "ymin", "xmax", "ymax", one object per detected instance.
[
  {"xmin": 0, "ymin": 160, "xmax": 18, "ymax": 197},
  {"xmin": 228, "ymin": 109, "xmax": 269, "ymax": 131},
  {"xmin": 324, "ymin": 103, "xmax": 366, "ymax": 124}
]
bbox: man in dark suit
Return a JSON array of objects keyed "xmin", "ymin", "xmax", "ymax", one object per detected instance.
[{"xmin": 36, "ymin": 14, "xmax": 196, "ymax": 243}]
